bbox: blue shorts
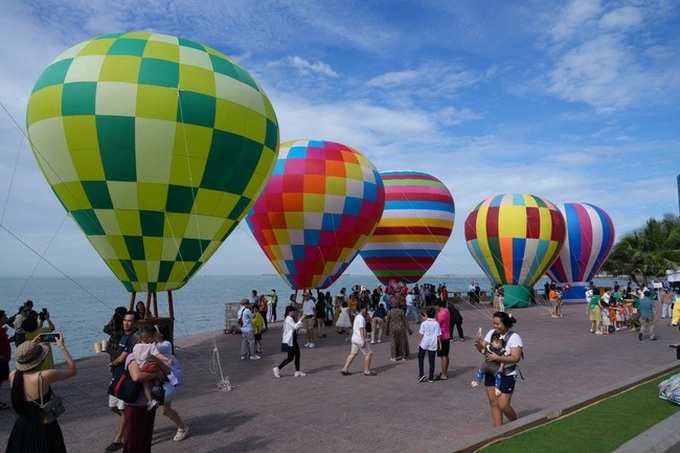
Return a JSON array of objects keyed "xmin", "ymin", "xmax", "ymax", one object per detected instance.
[{"xmin": 484, "ymin": 372, "xmax": 516, "ymax": 394}]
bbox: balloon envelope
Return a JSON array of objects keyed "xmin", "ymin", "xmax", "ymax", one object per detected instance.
[
  {"xmin": 26, "ymin": 32, "xmax": 279, "ymax": 293},
  {"xmin": 246, "ymin": 139, "xmax": 385, "ymax": 290},
  {"xmin": 465, "ymin": 193, "xmax": 566, "ymax": 306},
  {"xmin": 546, "ymin": 202, "xmax": 615, "ymax": 286},
  {"xmin": 360, "ymin": 171, "xmax": 455, "ymax": 284}
]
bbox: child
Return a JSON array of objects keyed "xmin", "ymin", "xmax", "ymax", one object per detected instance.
[
  {"xmin": 471, "ymin": 332, "xmax": 505, "ymax": 395},
  {"xmin": 417, "ymin": 307, "xmax": 441, "ymax": 383},
  {"xmin": 336, "ymin": 301, "xmax": 352, "ymax": 334},
  {"xmin": 133, "ymin": 325, "xmax": 173, "ymax": 410},
  {"xmin": 252, "ymin": 304, "xmax": 265, "ymax": 354}
]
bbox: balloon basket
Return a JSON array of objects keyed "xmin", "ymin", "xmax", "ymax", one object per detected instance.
[{"xmin": 503, "ymin": 285, "xmax": 530, "ymax": 308}]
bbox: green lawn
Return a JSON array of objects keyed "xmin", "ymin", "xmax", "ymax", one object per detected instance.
[{"xmin": 479, "ymin": 373, "xmax": 680, "ymax": 453}]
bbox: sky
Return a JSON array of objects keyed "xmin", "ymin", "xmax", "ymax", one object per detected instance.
[{"xmin": 0, "ymin": 0, "xmax": 679, "ymax": 281}]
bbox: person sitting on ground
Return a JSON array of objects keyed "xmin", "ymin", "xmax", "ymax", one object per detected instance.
[
  {"xmin": 132, "ymin": 325, "xmax": 174, "ymax": 411},
  {"xmin": 472, "ymin": 332, "xmax": 505, "ymax": 394}
]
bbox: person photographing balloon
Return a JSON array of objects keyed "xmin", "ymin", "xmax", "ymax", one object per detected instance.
[{"xmin": 474, "ymin": 311, "xmax": 523, "ymax": 427}]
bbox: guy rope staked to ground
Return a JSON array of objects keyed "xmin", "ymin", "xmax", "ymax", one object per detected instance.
[{"xmin": 1, "ymin": 299, "xmax": 678, "ymax": 453}]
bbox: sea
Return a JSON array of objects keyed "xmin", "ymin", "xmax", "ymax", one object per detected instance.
[{"xmin": 0, "ymin": 274, "xmax": 619, "ymax": 364}]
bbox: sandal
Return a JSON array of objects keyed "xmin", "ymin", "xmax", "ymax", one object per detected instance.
[
  {"xmin": 340, "ymin": 371, "xmax": 352, "ymax": 376},
  {"xmin": 363, "ymin": 371, "xmax": 377, "ymax": 377}
]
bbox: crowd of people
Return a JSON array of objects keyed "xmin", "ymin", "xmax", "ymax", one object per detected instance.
[
  {"xmin": 0, "ymin": 300, "xmax": 189, "ymax": 453},
  {"xmin": 237, "ymin": 281, "xmax": 523, "ymax": 428}
]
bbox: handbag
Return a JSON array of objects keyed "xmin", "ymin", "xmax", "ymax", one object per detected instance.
[
  {"xmin": 108, "ymin": 366, "xmax": 142, "ymax": 403},
  {"xmin": 35, "ymin": 372, "xmax": 65, "ymax": 424}
]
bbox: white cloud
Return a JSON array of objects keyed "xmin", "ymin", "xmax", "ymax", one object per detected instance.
[{"xmin": 283, "ymin": 56, "xmax": 340, "ymax": 77}]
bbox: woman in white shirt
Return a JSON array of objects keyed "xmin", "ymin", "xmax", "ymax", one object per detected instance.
[{"xmin": 272, "ymin": 306, "xmax": 307, "ymax": 378}]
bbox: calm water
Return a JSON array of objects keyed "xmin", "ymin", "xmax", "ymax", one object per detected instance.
[{"xmin": 0, "ymin": 274, "xmax": 617, "ymax": 363}]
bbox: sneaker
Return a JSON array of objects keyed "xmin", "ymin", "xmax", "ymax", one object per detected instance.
[
  {"xmin": 104, "ymin": 442, "xmax": 124, "ymax": 452},
  {"xmin": 304, "ymin": 342, "xmax": 311, "ymax": 347},
  {"xmin": 595, "ymin": 331, "xmax": 603, "ymax": 335},
  {"xmin": 308, "ymin": 343, "xmax": 315, "ymax": 349},
  {"xmin": 250, "ymin": 355, "xmax": 261, "ymax": 360},
  {"xmin": 471, "ymin": 381, "xmax": 479, "ymax": 387},
  {"xmin": 241, "ymin": 355, "xmax": 247, "ymax": 360},
  {"xmin": 272, "ymin": 367, "xmax": 281, "ymax": 378},
  {"xmin": 370, "ymin": 340, "xmax": 375, "ymax": 344},
  {"xmin": 146, "ymin": 399, "xmax": 159, "ymax": 411},
  {"xmin": 418, "ymin": 375, "xmax": 427, "ymax": 382},
  {"xmin": 638, "ymin": 333, "xmax": 643, "ymax": 341},
  {"xmin": 173, "ymin": 426, "xmax": 189, "ymax": 442},
  {"xmin": 377, "ymin": 339, "xmax": 381, "ymax": 343},
  {"xmin": 390, "ymin": 358, "xmax": 397, "ymax": 361},
  {"xmin": 294, "ymin": 371, "xmax": 307, "ymax": 377},
  {"xmin": 429, "ymin": 379, "xmax": 435, "ymax": 383}
]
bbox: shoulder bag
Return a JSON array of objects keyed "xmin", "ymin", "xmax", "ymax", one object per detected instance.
[{"xmin": 34, "ymin": 372, "xmax": 65, "ymax": 424}]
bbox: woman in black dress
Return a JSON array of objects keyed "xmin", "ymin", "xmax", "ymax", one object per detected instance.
[{"xmin": 6, "ymin": 334, "xmax": 76, "ymax": 453}]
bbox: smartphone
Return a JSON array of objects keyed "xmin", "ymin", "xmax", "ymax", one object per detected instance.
[{"xmin": 39, "ymin": 333, "xmax": 60, "ymax": 342}]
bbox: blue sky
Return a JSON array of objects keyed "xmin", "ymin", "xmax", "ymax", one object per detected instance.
[{"xmin": 0, "ymin": 0, "xmax": 678, "ymax": 280}]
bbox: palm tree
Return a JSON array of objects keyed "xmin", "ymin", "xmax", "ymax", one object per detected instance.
[{"xmin": 602, "ymin": 214, "xmax": 680, "ymax": 286}]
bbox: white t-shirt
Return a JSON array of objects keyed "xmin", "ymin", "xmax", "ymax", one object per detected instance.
[
  {"xmin": 484, "ymin": 329, "xmax": 523, "ymax": 376},
  {"xmin": 406, "ymin": 294, "xmax": 415, "ymax": 307},
  {"xmin": 303, "ymin": 299, "xmax": 315, "ymax": 317},
  {"xmin": 351, "ymin": 313, "xmax": 366, "ymax": 344},
  {"xmin": 418, "ymin": 318, "xmax": 441, "ymax": 351}
]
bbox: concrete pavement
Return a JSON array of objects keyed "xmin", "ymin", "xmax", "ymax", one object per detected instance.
[{"xmin": 1, "ymin": 300, "xmax": 678, "ymax": 452}]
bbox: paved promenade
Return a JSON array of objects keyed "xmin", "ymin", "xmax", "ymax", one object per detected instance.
[{"xmin": 1, "ymin": 300, "xmax": 678, "ymax": 452}]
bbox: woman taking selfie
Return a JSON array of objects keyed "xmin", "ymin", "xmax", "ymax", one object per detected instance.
[{"xmin": 6, "ymin": 333, "xmax": 76, "ymax": 453}]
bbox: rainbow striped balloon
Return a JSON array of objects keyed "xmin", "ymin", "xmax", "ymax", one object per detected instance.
[
  {"xmin": 465, "ymin": 193, "xmax": 566, "ymax": 288},
  {"xmin": 546, "ymin": 202, "xmax": 615, "ymax": 284},
  {"xmin": 246, "ymin": 140, "xmax": 385, "ymax": 290},
  {"xmin": 360, "ymin": 171, "xmax": 455, "ymax": 284}
]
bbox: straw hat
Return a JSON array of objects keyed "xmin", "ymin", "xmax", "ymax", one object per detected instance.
[{"xmin": 15, "ymin": 341, "xmax": 49, "ymax": 371}]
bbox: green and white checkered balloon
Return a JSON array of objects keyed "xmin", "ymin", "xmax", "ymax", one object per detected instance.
[{"xmin": 26, "ymin": 32, "xmax": 279, "ymax": 293}]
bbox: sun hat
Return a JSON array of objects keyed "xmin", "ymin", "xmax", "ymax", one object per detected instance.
[{"xmin": 15, "ymin": 341, "xmax": 49, "ymax": 371}]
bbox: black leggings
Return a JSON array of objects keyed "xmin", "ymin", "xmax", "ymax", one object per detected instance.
[{"xmin": 278, "ymin": 342, "xmax": 300, "ymax": 371}]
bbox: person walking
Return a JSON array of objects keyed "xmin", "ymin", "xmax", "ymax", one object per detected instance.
[
  {"xmin": 474, "ymin": 311, "xmax": 523, "ymax": 427},
  {"xmin": 155, "ymin": 324, "xmax": 188, "ymax": 442},
  {"xmin": 340, "ymin": 305, "xmax": 377, "ymax": 376},
  {"xmin": 638, "ymin": 290, "xmax": 657, "ymax": 341},
  {"xmin": 273, "ymin": 306, "xmax": 307, "ymax": 378}
]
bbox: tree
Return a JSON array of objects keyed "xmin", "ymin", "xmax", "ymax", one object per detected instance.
[{"xmin": 601, "ymin": 214, "xmax": 680, "ymax": 286}]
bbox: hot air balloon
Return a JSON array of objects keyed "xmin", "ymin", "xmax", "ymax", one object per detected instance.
[
  {"xmin": 246, "ymin": 139, "xmax": 385, "ymax": 290},
  {"xmin": 465, "ymin": 193, "xmax": 566, "ymax": 308},
  {"xmin": 546, "ymin": 203, "xmax": 615, "ymax": 301},
  {"xmin": 360, "ymin": 171, "xmax": 455, "ymax": 284},
  {"xmin": 26, "ymin": 32, "xmax": 279, "ymax": 317}
]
